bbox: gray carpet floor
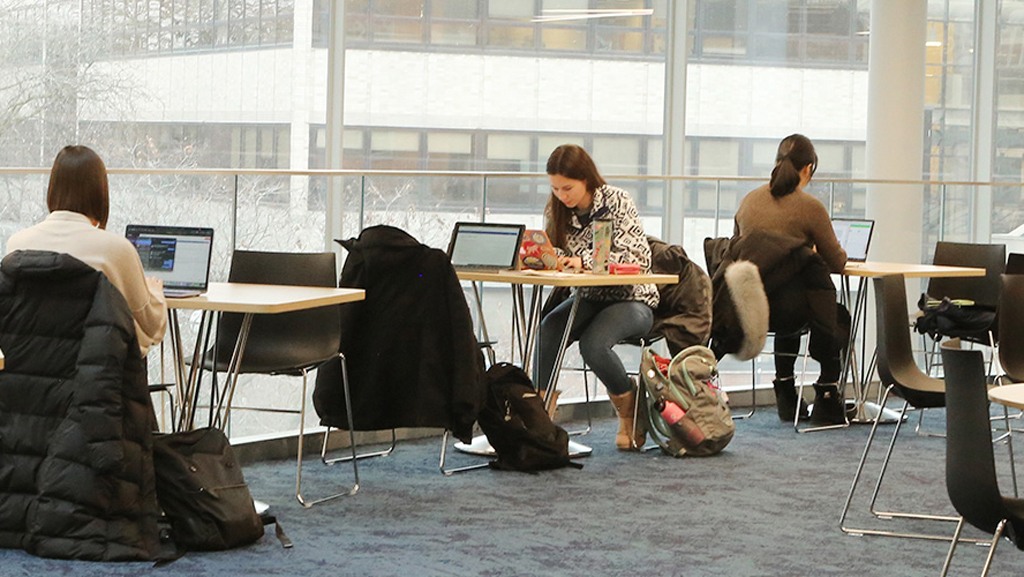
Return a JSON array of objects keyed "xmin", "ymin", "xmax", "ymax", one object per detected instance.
[{"xmin": 3, "ymin": 407, "xmax": 1024, "ymax": 576}]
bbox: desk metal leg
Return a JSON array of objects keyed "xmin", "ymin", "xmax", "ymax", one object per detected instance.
[
  {"xmin": 456, "ymin": 284, "xmax": 592, "ymax": 458},
  {"xmin": 540, "ymin": 292, "xmax": 591, "ymax": 457},
  {"xmin": 842, "ymin": 277, "xmax": 904, "ymax": 425},
  {"xmin": 213, "ymin": 312, "xmax": 254, "ymax": 430}
]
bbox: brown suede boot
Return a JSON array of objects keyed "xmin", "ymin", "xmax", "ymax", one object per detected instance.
[{"xmin": 609, "ymin": 389, "xmax": 645, "ymax": 451}]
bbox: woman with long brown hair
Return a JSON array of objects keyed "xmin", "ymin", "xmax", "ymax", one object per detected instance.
[{"xmin": 535, "ymin": 144, "xmax": 658, "ymax": 451}]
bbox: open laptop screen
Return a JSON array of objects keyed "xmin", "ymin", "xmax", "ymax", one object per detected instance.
[
  {"xmin": 125, "ymin": 224, "xmax": 214, "ymax": 293},
  {"xmin": 447, "ymin": 222, "xmax": 525, "ymax": 271},
  {"xmin": 831, "ymin": 218, "xmax": 874, "ymax": 262}
]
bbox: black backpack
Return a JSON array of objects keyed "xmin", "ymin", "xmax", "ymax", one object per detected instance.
[
  {"xmin": 914, "ymin": 293, "xmax": 996, "ymax": 343},
  {"xmin": 152, "ymin": 427, "xmax": 287, "ymax": 552},
  {"xmin": 477, "ymin": 363, "xmax": 581, "ymax": 472}
]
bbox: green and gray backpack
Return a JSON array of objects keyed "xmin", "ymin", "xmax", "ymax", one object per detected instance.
[{"xmin": 639, "ymin": 345, "xmax": 735, "ymax": 457}]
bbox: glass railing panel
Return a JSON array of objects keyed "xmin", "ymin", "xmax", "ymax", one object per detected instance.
[
  {"xmin": 358, "ymin": 174, "xmax": 486, "ymax": 249},
  {"xmin": 234, "ymin": 173, "xmax": 327, "ymax": 253},
  {"xmin": 992, "ymin": 183, "xmax": 1024, "ymax": 256}
]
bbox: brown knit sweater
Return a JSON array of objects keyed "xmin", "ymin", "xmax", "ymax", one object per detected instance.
[{"xmin": 733, "ymin": 184, "xmax": 847, "ymax": 273}]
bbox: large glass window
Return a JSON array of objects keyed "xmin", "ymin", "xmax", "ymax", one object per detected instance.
[
  {"xmin": 324, "ymin": 0, "xmax": 666, "ymax": 57},
  {"xmin": 691, "ymin": 0, "xmax": 868, "ymax": 66}
]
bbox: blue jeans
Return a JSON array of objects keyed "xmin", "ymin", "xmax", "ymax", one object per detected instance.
[{"xmin": 534, "ymin": 298, "xmax": 654, "ymax": 396}]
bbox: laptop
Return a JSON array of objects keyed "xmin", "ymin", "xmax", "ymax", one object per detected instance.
[
  {"xmin": 831, "ymin": 218, "xmax": 875, "ymax": 262},
  {"xmin": 520, "ymin": 229, "xmax": 561, "ymax": 270},
  {"xmin": 125, "ymin": 224, "xmax": 215, "ymax": 298},
  {"xmin": 447, "ymin": 222, "xmax": 525, "ymax": 272}
]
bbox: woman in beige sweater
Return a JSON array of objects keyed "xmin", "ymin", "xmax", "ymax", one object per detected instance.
[{"xmin": 734, "ymin": 134, "xmax": 847, "ymax": 425}]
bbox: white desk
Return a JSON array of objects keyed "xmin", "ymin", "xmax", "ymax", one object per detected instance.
[
  {"xmin": 840, "ymin": 262, "xmax": 985, "ymax": 422},
  {"xmin": 457, "ymin": 270, "xmax": 678, "ymax": 456},
  {"xmin": 166, "ymin": 282, "xmax": 365, "ymax": 431}
]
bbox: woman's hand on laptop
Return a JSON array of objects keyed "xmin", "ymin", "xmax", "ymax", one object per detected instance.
[{"xmin": 559, "ymin": 256, "xmax": 583, "ymax": 271}]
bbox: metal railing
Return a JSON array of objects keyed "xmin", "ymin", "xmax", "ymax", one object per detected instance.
[{"xmin": 1, "ymin": 167, "xmax": 1017, "ymax": 439}]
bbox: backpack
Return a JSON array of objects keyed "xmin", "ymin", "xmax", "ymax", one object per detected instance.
[
  {"xmin": 914, "ymin": 293, "xmax": 996, "ymax": 343},
  {"xmin": 477, "ymin": 363, "xmax": 582, "ymax": 472},
  {"xmin": 639, "ymin": 345, "xmax": 735, "ymax": 457},
  {"xmin": 152, "ymin": 427, "xmax": 281, "ymax": 552}
]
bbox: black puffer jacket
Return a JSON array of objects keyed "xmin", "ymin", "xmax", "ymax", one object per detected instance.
[
  {"xmin": 313, "ymin": 226, "xmax": 485, "ymax": 443},
  {"xmin": 0, "ymin": 250, "xmax": 161, "ymax": 561}
]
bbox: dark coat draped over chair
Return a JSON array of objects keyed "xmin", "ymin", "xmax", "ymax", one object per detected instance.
[
  {"xmin": 0, "ymin": 250, "xmax": 161, "ymax": 561},
  {"xmin": 313, "ymin": 225, "xmax": 486, "ymax": 443},
  {"xmin": 647, "ymin": 237, "xmax": 712, "ymax": 355},
  {"xmin": 704, "ymin": 231, "xmax": 845, "ymax": 361}
]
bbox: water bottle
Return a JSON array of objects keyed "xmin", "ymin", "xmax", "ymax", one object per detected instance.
[
  {"xmin": 654, "ymin": 398, "xmax": 705, "ymax": 446},
  {"xmin": 592, "ymin": 217, "xmax": 613, "ymax": 274}
]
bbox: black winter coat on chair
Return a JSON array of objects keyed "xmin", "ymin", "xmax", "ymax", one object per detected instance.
[
  {"xmin": 313, "ymin": 225, "xmax": 486, "ymax": 443},
  {"xmin": 0, "ymin": 250, "xmax": 161, "ymax": 561}
]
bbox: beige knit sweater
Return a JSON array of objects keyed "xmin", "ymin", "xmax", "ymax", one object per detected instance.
[{"xmin": 733, "ymin": 184, "xmax": 847, "ymax": 273}]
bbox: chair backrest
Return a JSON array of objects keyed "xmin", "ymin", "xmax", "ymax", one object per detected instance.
[
  {"xmin": 873, "ymin": 274, "xmax": 944, "ymax": 406},
  {"xmin": 927, "ymin": 241, "xmax": 1006, "ymax": 308},
  {"xmin": 999, "ymin": 274, "xmax": 1024, "ymax": 382},
  {"xmin": 213, "ymin": 250, "xmax": 340, "ymax": 374},
  {"xmin": 1007, "ymin": 253, "xmax": 1024, "ymax": 275},
  {"xmin": 941, "ymin": 345, "xmax": 1006, "ymax": 535}
]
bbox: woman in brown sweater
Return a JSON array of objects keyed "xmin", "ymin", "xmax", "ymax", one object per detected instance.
[{"xmin": 734, "ymin": 134, "xmax": 847, "ymax": 425}]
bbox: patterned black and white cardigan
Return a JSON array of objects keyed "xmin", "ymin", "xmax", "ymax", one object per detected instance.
[{"xmin": 557, "ymin": 184, "xmax": 659, "ymax": 309}]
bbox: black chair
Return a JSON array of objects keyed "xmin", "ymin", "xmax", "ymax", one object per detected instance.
[
  {"xmin": 940, "ymin": 346, "xmax": 1024, "ymax": 576},
  {"xmin": 999, "ymin": 274, "xmax": 1024, "ymax": 384},
  {"xmin": 203, "ymin": 250, "xmax": 361, "ymax": 507},
  {"xmin": 922, "ymin": 241, "xmax": 1005, "ymax": 354},
  {"xmin": 840, "ymin": 274, "xmax": 955, "ymax": 539},
  {"xmin": 1005, "ymin": 253, "xmax": 1024, "ymax": 276},
  {"xmin": 928, "ymin": 241, "xmax": 1006, "ymax": 312}
]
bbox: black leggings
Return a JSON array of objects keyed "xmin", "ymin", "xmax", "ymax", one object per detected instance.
[{"xmin": 768, "ymin": 280, "xmax": 843, "ymax": 384}]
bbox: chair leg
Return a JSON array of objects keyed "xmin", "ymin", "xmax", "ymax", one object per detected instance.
[
  {"xmin": 840, "ymin": 385, "xmax": 893, "ymax": 535},
  {"xmin": 840, "ymin": 388, "xmax": 971, "ymax": 540},
  {"xmin": 322, "ymin": 428, "xmax": 397, "ymax": 464},
  {"xmin": 981, "ymin": 519, "xmax": 1007, "ymax": 577},
  {"xmin": 438, "ymin": 429, "xmax": 491, "ymax": 475},
  {"xmin": 730, "ymin": 357, "xmax": 757, "ymax": 420},
  {"xmin": 566, "ymin": 362, "xmax": 594, "ymax": 436},
  {"xmin": 296, "ymin": 355, "xmax": 360, "ymax": 507},
  {"xmin": 794, "ymin": 332, "xmax": 847, "ymax": 433},
  {"xmin": 940, "ymin": 517, "xmax": 965, "ymax": 577}
]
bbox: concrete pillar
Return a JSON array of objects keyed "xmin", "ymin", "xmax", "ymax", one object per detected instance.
[
  {"xmin": 325, "ymin": 0, "xmax": 346, "ymax": 248},
  {"xmin": 661, "ymin": 0, "xmax": 688, "ymax": 246},
  {"xmin": 865, "ymin": 0, "xmax": 928, "ymax": 265}
]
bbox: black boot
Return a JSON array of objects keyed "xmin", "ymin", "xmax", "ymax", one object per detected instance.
[
  {"xmin": 810, "ymin": 382, "xmax": 846, "ymax": 425},
  {"xmin": 773, "ymin": 377, "xmax": 809, "ymax": 422}
]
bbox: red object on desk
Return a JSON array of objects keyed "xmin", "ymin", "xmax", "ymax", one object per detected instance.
[{"xmin": 609, "ymin": 262, "xmax": 641, "ymax": 275}]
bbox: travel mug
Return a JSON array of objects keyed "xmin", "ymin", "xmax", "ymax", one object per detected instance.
[{"xmin": 592, "ymin": 217, "xmax": 613, "ymax": 274}]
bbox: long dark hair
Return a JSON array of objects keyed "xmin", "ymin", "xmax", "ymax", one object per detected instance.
[
  {"xmin": 769, "ymin": 134, "xmax": 817, "ymax": 198},
  {"xmin": 544, "ymin": 144, "xmax": 607, "ymax": 249},
  {"xmin": 46, "ymin": 145, "xmax": 110, "ymax": 228}
]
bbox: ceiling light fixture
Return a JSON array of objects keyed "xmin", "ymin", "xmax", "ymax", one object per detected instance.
[{"xmin": 531, "ymin": 8, "xmax": 654, "ymax": 23}]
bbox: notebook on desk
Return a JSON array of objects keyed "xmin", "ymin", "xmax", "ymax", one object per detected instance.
[
  {"xmin": 832, "ymin": 218, "xmax": 874, "ymax": 262},
  {"xmin": 125, "ymin": 224, "xmax": 215, "ymax": 298},
  {"xmin": 447, "ymin": 222, "xmax": 525, "ymax": 272}
]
